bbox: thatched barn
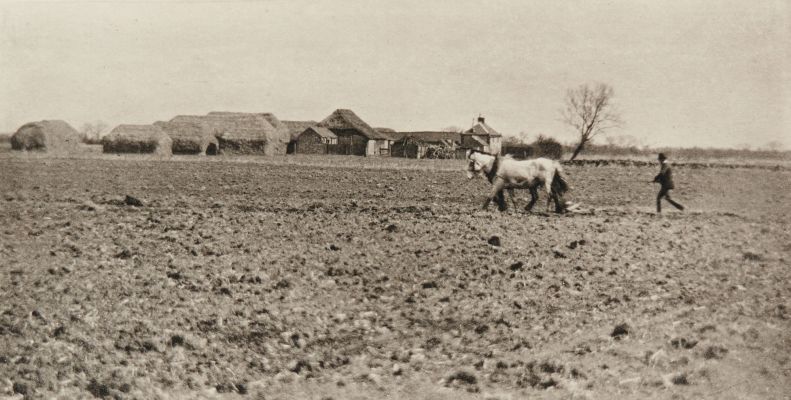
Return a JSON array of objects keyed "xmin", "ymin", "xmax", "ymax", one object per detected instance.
[
  {"xmin": 462, "ymin": 116, "xmax": 503, "ymax": 154},
  {"xmin": 11, "ymin": 120, "xmax": 83, "ymax": 153},
  {"xmin": 294, "ymin": 126, "xmax": 338, "ymax": 154},
  {"xmin": 102, "ymin": 124, "xmax": 173, "ymax": 156},
  {"xmin": 156, "ymin": 117, "xmax": 218, "ymax": 155},
  {"xmin": 201, "ymin": 112, "xmax": 283, "ymax": 155},
  {"xmin": 317, "ymin": 109, "xmax": 392, "ymax": 156},
  {"xmin": 389, "ymin": 131, "xmax": 462, "ymax": 159},
  {"xmin": 283, "ymin": 120, "xmax": 318, "ymax": 154}
]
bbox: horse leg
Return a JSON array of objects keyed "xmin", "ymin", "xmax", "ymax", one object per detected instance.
[
  {"xmin": 482, "ymin": 178, "xmax": 506, "ymax": 210},
  {"xmin": 545, "ymin": 184, "xmax": 553, "ymax": 212},
  {"xmin": 525, "ymin": 187, "xmax": 538, "ymax": 212},
  {"xmin": 553, "ymin": 192, "xmax": 566, "ymax": 213},
  {"xmin": 507, "ymin": 188, "xmax": 517, "ymax": 210},
  {"xmin": 496, "ymin": 190, "xmax": 507, "ymax": 212}
]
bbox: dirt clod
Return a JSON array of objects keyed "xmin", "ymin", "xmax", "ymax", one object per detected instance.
[
  {"xmin": 12, "ymin": 382, "xmax": 28, "ymax": 395},
  {"xmin": 87, "ymin": 379, "xmax": 110, "ymax": 398},
  {"xmin": 488, "ymin": 236, "xmax": 501, "ymax": 247},
  {"xmin": 447, "ymin": 370, "xmax": 477, "ymax": 385},
  {"xmin": 124, "ymin": 195, "xmax": 144, "ymax": 207},
  {"xmin": 421, "ymin": 281, "xmax": 438, "ymax": 289},
  {"xmin": 170, "ymin": 335, "xmax": 185, "ymax": 347},
  {"xmin": 611, "ymin": 323, "xmax": 630, "ymax": 339},
  {"xmin": 671, "ymin": 373, "xmax": 689, "ymax": 385},
  {"xmin": 552, "ymin": 247, "xmax": 566, "ymax": 258},
  {"xmin": 703, "ymin": 345, "xmax": 728, "ymax": 360},
  {"xmin": 670, "ymin": 337, "xmax": 698, "ymax": 349}
]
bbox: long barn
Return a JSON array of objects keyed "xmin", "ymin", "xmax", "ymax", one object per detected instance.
[{"xmin": 316, "ymin": 109, "xmax": 392, "ymax": 156}]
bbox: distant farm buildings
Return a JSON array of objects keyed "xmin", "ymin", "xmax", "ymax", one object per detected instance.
[
  {"xmin": 315, "ymin": 109, "xmax": 392, "ymax": 156},
  {"xmin": 201, "ymin": 112, "xmax": 285, "ymax": 155},
  {"xmin": 288, "ymin": 109, "xmax": 393, "ymax": 156},
  {"xmin": 283, "ymin": 120, "xmax": 318, "ymax": 154},
  {"xmin": 389, "ymin": 131, "xmax": 462, "ymax": 159},
  {"xmin": 11, "ymin": 120, "xmax": 83, "ymax": 153},
  {"xmin": 155, "ymin": 118, "xmax": 218, "ymax": 155},
  {"xmin": 10, "ymin": 109, "xmax": 508, "ymax": 158},
  {"xmin": 294, "ymin": 126, "xmax": 338, "ymax": 154},
  {"xmin": 102, "ymin": 124, "xmax": 173, "ymax": 156}
]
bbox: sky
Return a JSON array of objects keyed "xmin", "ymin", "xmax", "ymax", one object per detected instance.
[{"xmin": 1, "ymin": 0, "xmax": 788, "ymax": 149}]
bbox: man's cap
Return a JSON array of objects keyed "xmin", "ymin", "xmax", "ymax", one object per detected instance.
[{"xmin": 658, "ymin": 153, "xmax": 667, "ymax": 160}]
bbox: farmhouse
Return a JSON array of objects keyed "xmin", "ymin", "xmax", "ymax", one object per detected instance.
[
  {"xmin": 462, "ymin": 116, "xmax": 503, "ymax": 154},
  {"xmin": 11, "ymin": 120, "xmax": 83, "ymax": 153},
  {"xmin": 282, "ymin": 120, "xmax": 317, "ymax": 154},
  {"xmin": 102, "ymin": 124, "xmax": 173, "ymax": 156},
  {"xmin": 156, "ymin": 118, "xmax": 218, "ymax": 155},
  {"xmin": 293, "ymin": 126, "xmax": 338, "ymax": 154},
  {"xmin": 317, "ymin": 109, "xmax": 392, "ymax": 156},
  {"xmin": 389, "ymin": 131, "xmax": 462, "ymax": 159}
]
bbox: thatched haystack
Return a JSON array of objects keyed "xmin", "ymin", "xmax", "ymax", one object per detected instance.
[
  {"xmin": 257, "ymin": 113, "xmax": 291, "ymax": 154},
  {"xmin": 202, "ymin": 112, "xmax": 280, "ymax": 155},
  {"xmin": 11, "ymin": 120, "xmax": 83, "ymax": 153},
  {"xmin": 156, "ymin": 118, "xmax": 218, "ymax": 155},
  {"xmin": 102, "ymin": 124, "xmax": 172, "ymax": 156}
]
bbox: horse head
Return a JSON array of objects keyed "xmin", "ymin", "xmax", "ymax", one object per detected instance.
[{"xmin": 465, "ymin": 149, "xmax": 492, "ymax": 179}]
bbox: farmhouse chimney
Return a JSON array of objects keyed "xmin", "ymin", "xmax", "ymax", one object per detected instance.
[{"xmin": 477, "ymin": 115, "xmax": 485, "ymax": 124}]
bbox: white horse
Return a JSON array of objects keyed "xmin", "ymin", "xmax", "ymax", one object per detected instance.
[{"xmin": 466, "ymin": 149, "xmax": 569, "ymax": 213}]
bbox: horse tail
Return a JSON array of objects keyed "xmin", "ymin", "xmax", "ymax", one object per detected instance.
[{"xmin": 551, "ymin": 166, "xmax": 569, "ymax": 196}]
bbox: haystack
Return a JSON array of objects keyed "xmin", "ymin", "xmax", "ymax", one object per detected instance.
[
  {"xmin": 11, "ymin": 120, "xmax": 83, "ymax": 153},
  {"xmin": 202, "ymin": 112, "xmax": 280, "ymax": 155},
  {"xmin": 102, "ymin": 124, "xmax": 172, "ymax": 156},
  {"xmin": 156, "ymin": 118, "xmax": 218, "ymax": 155}
]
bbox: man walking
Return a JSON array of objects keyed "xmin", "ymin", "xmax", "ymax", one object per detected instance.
[{"xmin": 653, "ymin": 153, "xmax": 684, "ymax": 213}]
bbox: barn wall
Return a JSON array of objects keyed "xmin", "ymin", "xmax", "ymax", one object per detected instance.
[
  {"xmin": 327, "ymin": 130, "xmax": 367, "ymax": 156},
  {"xmin": 295, "ymin": 131, "xmax": 327, "ymax": 154}
]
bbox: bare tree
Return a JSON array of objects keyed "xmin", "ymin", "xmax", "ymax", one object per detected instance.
[
  {"xmin": 561, "ymin": 83, "xmax": 623, "ymax": 160},
  {"xmin": 80, "ymin": 121, "xmax": 108, "ymax": 144}
]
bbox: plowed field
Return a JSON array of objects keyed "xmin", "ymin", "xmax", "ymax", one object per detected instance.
[{"xmin": 1, "ymin": 155, "xmax": 789, "ymax": 399}]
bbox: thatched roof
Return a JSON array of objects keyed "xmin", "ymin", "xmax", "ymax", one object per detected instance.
[
  {"xmin": 318, "ymin": 109, "xmax": 391, "ymax": 140},
  {"xmin": 11, "ymin": 120, "xmax": 83, "ymax": 152},
  {"xmin": 257, "ymin": 113, "xmax": 291, "ymax": 147},
  {"xmin": 389, "ymin": 131, "xmax": 462, "ymax": 144},
  {"xmin": 299, "ymin": 126, "xmax": 337, "ymax": 139},
  {"xmin": 283, "ymin": 120, "xmax": 318, "ymax": 141},
  {"xmin": 102, "ymin": 124, "xmax": 172, "ymax": 155},
  {"xmin": 165, "ymin": 112, "xmax": 290, "ymax": 155},
  {"xmin": 201, "ymin": 112, "xmax": 276, "ymax": 140},
  {"xmin": 156, "ymin": 119, "xmax": 218, "ymax": 155}
]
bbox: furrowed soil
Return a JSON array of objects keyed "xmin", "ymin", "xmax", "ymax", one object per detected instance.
[{"xmin": 1, "ymin": 155, "xmax": 790, "ymax": 400}]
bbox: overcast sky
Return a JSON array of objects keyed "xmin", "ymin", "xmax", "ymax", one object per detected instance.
[{"xmin": 1, "ymin": 0, "xmax": 788, "ymax": 148}]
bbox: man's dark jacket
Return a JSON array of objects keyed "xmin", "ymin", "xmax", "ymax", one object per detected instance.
[{"xmin": 654, "ymin": 161, "xmax": 675, "ymax": 190}]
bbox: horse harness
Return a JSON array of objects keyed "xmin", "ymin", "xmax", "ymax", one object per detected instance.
[{"xmin": 485, "ymin": 156, "xmax": 501, "ymax": 183}]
